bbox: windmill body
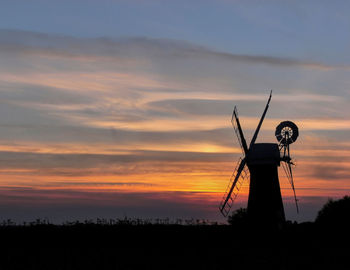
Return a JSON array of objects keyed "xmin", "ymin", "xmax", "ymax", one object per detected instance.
[
  {"xmin": 247, "ymin": 143, "xmax": 285, "ymax": 226},
  {"xmin": 219, "ymin": 92, "xmax": 299, "ymax": 228}
]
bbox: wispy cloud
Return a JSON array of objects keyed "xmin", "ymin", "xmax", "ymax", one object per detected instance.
[
  {"xmin": 0, "ymin": 29, "xmax": 341, "ymax": 70},
  {"xmin": 0, "ymin": 29, "xmax": 349, "ymax": 222}
]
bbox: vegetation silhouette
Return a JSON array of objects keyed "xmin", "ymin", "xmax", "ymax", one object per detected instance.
[
  {"xmin": 315, "ymin": 195, "xmax": 350, "ymax": 229},
  {"xmin": 0, "ymin": 197, "xmax": 348, "ymax": 269},
  {"xmin": 227, "ymin": 207, "xmax": 248, "ymax": 227}
]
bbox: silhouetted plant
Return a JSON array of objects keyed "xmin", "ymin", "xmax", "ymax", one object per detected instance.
[
  {"xmin": 0, "ymin": 216, "xmax": 221, "ymax": 228},
  {"xmin": 315, "ymin": 195, "xmax": 350, "ymax": 229},
  {"xmin": 227, "ymin": 208, "xmax": 248, "ymax": 226},
  {"xmin": 1, "ymin": 219, "xmax": 15, "ymax": 226}
]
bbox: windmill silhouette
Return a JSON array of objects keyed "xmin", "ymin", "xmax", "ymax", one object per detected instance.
[{"xmin": 219, "ymin": 91, "xmax": 299, "ymax": 227}]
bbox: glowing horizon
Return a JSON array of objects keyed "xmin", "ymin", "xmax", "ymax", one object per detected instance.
[{"xmin": 0, "ymin": 1, "xmax": 350, "ymax": 223}]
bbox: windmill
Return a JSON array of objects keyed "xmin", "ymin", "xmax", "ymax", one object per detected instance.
[{"xmin": 219, "ymin": 91, "xmax": 299, "ymax": 227}]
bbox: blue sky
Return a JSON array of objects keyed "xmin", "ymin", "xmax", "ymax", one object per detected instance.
[
  {"xmin": 0, "ymin": 1, "xmax": 349, "ymax": 223},
  {"xmin": 1, "ymin": 0, "xmax": 350, "ymax": 63}
]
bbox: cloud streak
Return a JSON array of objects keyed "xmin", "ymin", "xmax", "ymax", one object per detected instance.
[
  {"xmin": 1, "ymin": 29, "xmax": 345, "ymax": 72},
  {"xmin": 0, "ymin": 29, "xmax": 349, "ymax": 222}
]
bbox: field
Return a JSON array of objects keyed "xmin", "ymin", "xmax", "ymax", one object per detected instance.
[{"xmin": 0, "ymin": 219, "xmax": 348, "ymax": 270}]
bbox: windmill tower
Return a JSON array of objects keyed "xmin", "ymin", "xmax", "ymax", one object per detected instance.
[{"xmin": 219, "ymin": 91, "xmax": 299, "ymax": 228}]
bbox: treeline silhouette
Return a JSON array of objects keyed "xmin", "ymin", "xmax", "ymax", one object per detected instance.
[
  {"xmin": 0, "ymin": 217, "xmax": 219, "ymax": 227},
  {"xmin": 315, "ymin": 195, "xmax": 350, "ymax": 229},
  {"xmin": 0, "ymin": 196, "xmax": 348, "ymax": 270}
]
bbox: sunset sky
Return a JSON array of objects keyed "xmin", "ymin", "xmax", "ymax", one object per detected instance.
[{"xmin": 0, "ymin": 0, "xmax": 349, "ymax": 223}]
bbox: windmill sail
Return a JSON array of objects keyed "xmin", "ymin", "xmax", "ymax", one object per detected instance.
[
  {"xmin": 231, "ymin": 107, "xmax": 248, "ymax": 155},
  {"xmin": 249, "ymin": 90, "xmax": 272, "ymax": 148},
  {"xmin": 220, "ymin": 92, "xmax": 273, "ymax": 218},
  {"xmin": 219, "ymin": 158, "xmax": 249, "ymax": 217},
  {"xmin": 288, "ymin": 162, "xmax": 299, "ymax": 213},
  {"xmin": 281, "ymin": 160, "xmax": 299, "ymax": 213},
  {"xmin": 281, "ymin": 144, "xmax": 299, "ymax": 213}
]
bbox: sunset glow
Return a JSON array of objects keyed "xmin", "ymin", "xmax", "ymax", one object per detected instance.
[{"xmin": 0, "ymin": 1, "xmax": 349, "ymax": 223}]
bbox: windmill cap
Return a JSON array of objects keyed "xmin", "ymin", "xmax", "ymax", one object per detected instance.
[{"xmin": 247, "ymin": 143, "xmax": 280, "ymax": 165}]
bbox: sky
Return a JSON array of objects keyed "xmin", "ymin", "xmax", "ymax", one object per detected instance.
[{"xmin": 0, "ymin": 0, "xmax": 349, "ymax": 223}]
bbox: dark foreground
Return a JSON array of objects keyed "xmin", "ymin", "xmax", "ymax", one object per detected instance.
[{"xmin": 0, "ymin": 221, "xmax": 348, "ymax": 270}]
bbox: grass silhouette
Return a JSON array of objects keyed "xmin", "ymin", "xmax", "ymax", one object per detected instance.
[{"xmin": 0, "ymin": 196, "xmax": 348, "ymax": 269}]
